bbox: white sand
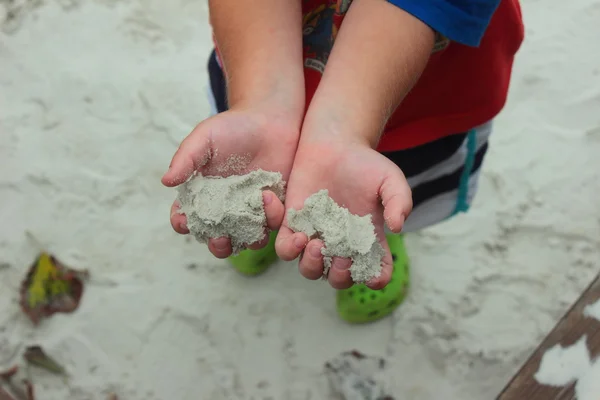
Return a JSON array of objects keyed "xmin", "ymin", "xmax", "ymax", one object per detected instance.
[
  {"xmin": 533, "ymin": 298, "xmax": 600, "ymax": 398},
  {"xmin": 287, "ymin": 189, "xmax": 385, "ymax": 283},
  {"xmin": 583, "ymin": 299, "xmax": 600, "ymax": 321},
  {"xmin": 178, "ymin": 170, "xmax": 285, "ymax": 255},
  {"xmin": 575, "ymin": 357, "xmax": 600, "ymax": 400},
  {"xmin": 535, "ymin": 336, "xmax": 591, "ymax": 387},
  {"xmin": 534, "ymin": 335, "xmax": 600, "ymax": 400},
  {"xmin": 1, "ymin": 0, "xmax": 599, "ymax": 399}
]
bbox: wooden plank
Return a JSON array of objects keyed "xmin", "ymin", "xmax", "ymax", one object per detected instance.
[{"xmin": 497, "ymin": 274, "xmax": 600, "ymax": 400}]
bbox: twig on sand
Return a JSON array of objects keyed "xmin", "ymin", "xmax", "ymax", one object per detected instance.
[{"xmin": 23, "ymin": 381, "xmax": 33, "ymax": 400}]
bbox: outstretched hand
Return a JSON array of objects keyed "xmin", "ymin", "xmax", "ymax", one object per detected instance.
[
  {"xmin": 275, "ymin": 137, "xmax": 412, "ymax": 290},
  {"xmin": 163, "ymin": 108, "xmax": 299, "ymax": 258}
]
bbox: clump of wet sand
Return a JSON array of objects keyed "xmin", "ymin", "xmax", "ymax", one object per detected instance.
[
  {"xmin": 177, "ymin": 170, "xmax": 285, "ymax": 254},
  {"xmin": 287, "ymin": 190, "xmax": 384, "ymax": 283},
  {"xmin": 178, "ymin": 173, "xmax": 384, "ymax": 283}
]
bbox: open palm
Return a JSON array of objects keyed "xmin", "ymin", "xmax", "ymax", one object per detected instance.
[
  {"xmin": 276, "ymin": 139, "xmax": 413, "ymax": 290},
  {"xmin": 162, "ymin": 109, "xmax": 298, "ymax": 258}
]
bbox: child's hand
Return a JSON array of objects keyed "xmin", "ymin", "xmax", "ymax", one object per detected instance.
[
  {"xmin": 162, "ymin": 108, "xmax": 299, "ymax": 258},
  {"xmin": 275, "ymin": 138, "xmax": 412, "ymax": 290}
]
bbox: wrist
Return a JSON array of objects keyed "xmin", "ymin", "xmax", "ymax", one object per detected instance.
[
  {"xmin": 227, "ymin": 100, "xmax": 303, "ymax": 149},
  {"xmin": 231, "ymin": 97, "xmax": 303, "ymax": 140},
  {"xmin": 300, "ymin": 99, "xmax": 383, "ymax": 149},
  {"xmin": 228, "ymin": 71, "xmax": 305, "ymax": 110},
  {"xmin": 227, "ymin": 78, "xmax": 305, "ymax": 135}
]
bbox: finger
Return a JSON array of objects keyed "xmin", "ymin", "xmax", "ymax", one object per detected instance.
[
  {"xmin": 327, "ymin": 257, "xmax": 354, "ymax": 289},
  {"xmin": 161, "ymin": 123, "xmax": 213, "ymax": 187},
  {"xmin": 263, "ymin": 191, "xmax": 285, "ymax": 231},
  {"xmin": 170, "ymin": 201, "xmax": 189, "ymax": 234},
  {"xmin": 275, "ymin": 226, "xmax": 308, "ymax": 261},
  {"xmin": 247, "ymin": 231, "xmax": 269, "ymax": 250},
  {"xmin": 298, "ymin": 239, "xmax": 325, "ymax": 280},
  {"xmin": 208, "ymin": 237, "xmax": 233, "ymax": 258},
  {"xmin": 379, "ymin": 168, "xmax": 413, "ymax": 233},
  {"xmin": 365, "ymin": 248, "xmax": 393, "ymax": 290}
]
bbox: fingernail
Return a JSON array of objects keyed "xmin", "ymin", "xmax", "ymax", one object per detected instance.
[
  {"xmin": 334, "ymin": 260, "xmax": 352, "ymax": 271},
  {"xmin": 368, "ymin": 276, "xmax": 388, "ymax": 289},
  {"xmin": 263, "ymin": 192, "xmax": 272, "ymax": 205},
  {"xmin": 215, "ymin": 242, "xmax": 227, "ymax": 251},
  {"xmin": 309, "ymin": 245, "xmax": 322, "ymax": 258},
  {"xmin": 180, "ymin": 223, "xmax": 188, "ymax": 231},
  {"xmin": 293, "ymin": 236, "xmax": 306, "ymax": 249}
]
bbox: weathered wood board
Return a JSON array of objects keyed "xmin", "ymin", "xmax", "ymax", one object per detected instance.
[{"xmin": 497, "ymin": 274, "xmax": 600, "ymax": 400}]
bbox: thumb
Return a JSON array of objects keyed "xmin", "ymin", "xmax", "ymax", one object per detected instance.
[
  {"xmin": 275, "ymin": 191, "xmax": 309, "ymax": 261},
  {"xmin": 263, "ymin": 191, "xmax": 285, "ymax": 231},
  {"xmin": 275, "ymin": 223, "xmax": 308, "ymax": 261},
  {"xmin": 161, "ymin": 122, "xmax": 214, "ymax": 187},
  {"xmin": 379, "ymin": 166, "xmax": 412, "ymax": 233}
]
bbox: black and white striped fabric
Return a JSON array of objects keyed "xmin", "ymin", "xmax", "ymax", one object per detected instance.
[
  {"xmin": 206, "ymin": 50, "xmax": 491, "ymax": 232},
  {"xmin": 388, "ymin": 122, "xmax": 491, "ymax": 231}
]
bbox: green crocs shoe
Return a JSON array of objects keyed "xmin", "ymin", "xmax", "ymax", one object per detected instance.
[
  {"xmin": 228, "ymin": 231, "xmax": 278, "ymax": 276},
  {"xmin": 336, "ymin": 234, "xmax": 410, "ymax": 324}
]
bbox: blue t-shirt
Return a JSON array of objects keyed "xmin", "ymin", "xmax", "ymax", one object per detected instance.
[{"xmin": 388, "ymin": 0, "xmax": 502, "ymax": 46}]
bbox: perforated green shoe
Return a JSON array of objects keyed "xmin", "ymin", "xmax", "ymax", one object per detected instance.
[
  {"xmin": 336, "ymin": 234, "xmax": 410, "ymax": 324},
  {"xmin": 227, "ymin": 231, "xmax": 278, "ymax": 276}
]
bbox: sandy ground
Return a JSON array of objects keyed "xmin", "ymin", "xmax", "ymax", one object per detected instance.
[{"xmin": 1, "ymin": 0, "xmax": 599, "ymax": 399}]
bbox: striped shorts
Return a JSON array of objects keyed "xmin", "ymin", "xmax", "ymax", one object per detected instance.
[{"xmin": 206, "ymin": 50, "xmax": 491, "ymax": 233}]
